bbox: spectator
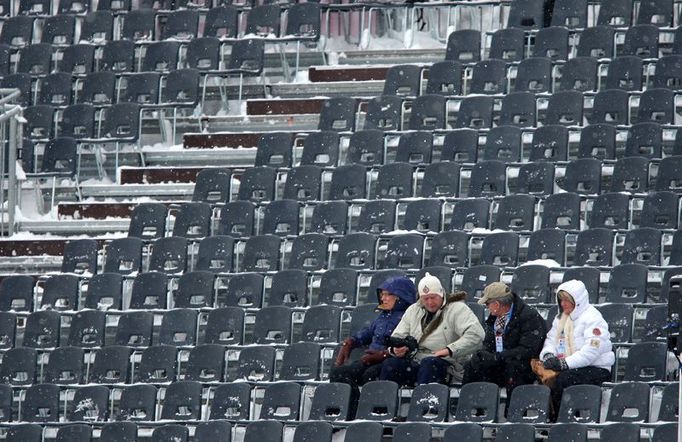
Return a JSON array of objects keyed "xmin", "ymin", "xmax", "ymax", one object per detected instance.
[
  {"xmin": 330, "ymin": 276, "xmax": 416, "ymax": 414},
  {"xmin": 540, "ymin": 279, "xmax": 615, "ymax": 421},
  {"xmin": 463, "ymin": 281, "xmax": 546, "ymax": 406},
  {"xmin": 379, "ymin": 273, "xmax": 484, "ymax": 386}
]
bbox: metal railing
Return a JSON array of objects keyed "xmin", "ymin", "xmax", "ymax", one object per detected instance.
[{"xmin": 0, "ymin": 88, "xmax": 24, "ymax": 236}]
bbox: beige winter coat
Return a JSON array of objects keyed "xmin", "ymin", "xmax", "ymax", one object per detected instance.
[{"xmin": 390, "ymin": 292, "xmax": 485, "ymax": 382}]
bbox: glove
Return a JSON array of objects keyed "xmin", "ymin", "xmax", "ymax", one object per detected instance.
[
  {"xmin": 334, "ymin": 338, "xmax": 355, "ymax": 367},
  {"xmin": 360, "ymin": 349, "xmax": 389, "ymax": 366},
  {"xmin": 543, "ymin": 357, "xmax": 568, "ymax": 371},
  {"xmin": 474, "ymin": 350, "xmax": 498, "ymax": 368}
]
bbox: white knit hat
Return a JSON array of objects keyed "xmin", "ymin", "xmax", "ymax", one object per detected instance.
[{"xmin": 418, "ymin": 272, "xmax": 445, "ymax": 298}]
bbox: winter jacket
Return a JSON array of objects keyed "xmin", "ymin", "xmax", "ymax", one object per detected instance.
[
  {"xmin": 391, "ymin": 292, "xmax": 485, "ymax": 381},
  {"xmin": 352, "ymin": 276, "xmax": 416, "ymax": 351},
  {"xmin": 481, "ymin": 293, "xmax": 546, "ymax": 364},
  {"xmin": 540, "ymin": 280, "xmax": 615, "ymax": 371}
]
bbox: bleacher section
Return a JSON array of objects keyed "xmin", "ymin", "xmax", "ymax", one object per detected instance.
[{"xmin": 0, "ymin": 0, "xmax": 680, "ymax": 441}]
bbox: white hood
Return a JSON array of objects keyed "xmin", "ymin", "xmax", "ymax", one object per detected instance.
[{"xmin": 556, "ymin": 279, "xmax": 590, "ymax": 320}]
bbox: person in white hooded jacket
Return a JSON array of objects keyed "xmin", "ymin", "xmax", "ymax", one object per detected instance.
[{"xmin": 540, "ymin": 279, "xmax": 615, "ymax": 420}]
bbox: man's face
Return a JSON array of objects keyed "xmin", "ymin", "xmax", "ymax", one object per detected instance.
[
  {"xmin": 421, "ymin": 293, "xmax": 442, "ymax": 313},
  {"xmin": 485, "ymin": 299, "xmax": 501, "ymax": 316},
  {"xmin": 379, "ymin": 290, "xmax": 398, "ymax": 310}
]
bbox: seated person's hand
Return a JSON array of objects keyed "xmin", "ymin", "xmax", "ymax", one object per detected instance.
[
  {"xmin": 472, "ymin": 350, "xmax": 497, "ymax": 368},
  {"xmin": 543, "ymin": 356, "xmax": 568, "ymax": 371},
  {"xmin": 432, "ymin": 348, "xmax": 450, "ymax": 357},
  {"xmin": 392, "ymin": 346, "xmax": 409, "ymax": 358},
  {"xmin": 360, "ymin": 349, "xmax": 388, "ymax": 365},
  {"xmin": 334, "ymin": 338, "xmax": 355, "ymax": 367}
]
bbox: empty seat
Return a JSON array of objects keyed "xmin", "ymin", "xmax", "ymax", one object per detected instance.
[
  {"xmin": 254, "ymin": 305, "xmax": 292, "ymax": 344},
  {"xmin": 507, "ymin": 384, "xmax": 551, "ymax": 423},
  {"xmin": 318, "ymin": 97, "xmax": 357, "ymax": 132},
  {"xmin": 262, "ymin": 199, "xmax": 301, "ymax": 237},
  {"xmin": 598, "ymin": 303, "xmax": 634, "ymax": 343},
  {"xmin": 209, "ymin": 383, "xmax": 251, "ymax": 421},
  {"xmin": 318, "ymin": 268, "xmax": 357, "ymax": 307},
  {"xmin": 117, "ymin": 384, "xmax": 157, "ymax": 421},
  {"xmin": 515, "ymin": 59, "xmax": 552, "ymax": 93},
  {"xmin": 219, "ymin": 201, "xmax": 255, "ymax": 238},
  {"xmin": 445, "ymin": 29, "xmax": 481, "ymax": 62},
  {"xmin": 490, "ymin": 27, "xmax": 526, "ymax": 62},
  {"xmin": 541, "ymin": 192, "xmax": 581, "ymax": 230},
  {"xmin": 606, "ymin": 56, "xmax": 643, "ymax": 92},
  {"xmin": 578, "ymin": 26, "xmax": 615, "ymax": 59},
  {"xmin": 621, "ymin": 227, "xmax": 661, "ymax": 265},
  {"xmin": 483, "ymin": 126, "xmax": 522, "ymax": 161},
  {"xmin": 492, "ymin": 194, "xmax": 536, "ymax": 231},
  {"xmin": 559, "ymin": 58, "xmax": 597, "ymax": 93},
  {"xmin": 237, "ymin": 166, "xmax": 277, "ymax": 203},
  {"xmin": 479, "ymin": 232, "xmax": 519, "ymax": 267},
  {"xmin": 159, "ymin": 309, "xmax": 197, "ymax": 346},
  {"xmin": 511, "ymin": 265, "xmax": 551, "ymax": 304},
  {"xmin": 557, "ymin": 384, "xmax": 602, "ymax": 423},
  {"xmin": 241, "ymin": 234, "xmax": 281, "ymax": 272},
  {"xmin": 408, "ymin": 94, "xmax": 446, "ymax": 130},
  {"xmin": 590, "ymin": 192, "xmax": 630, "ymax": 230},
  {"xmin": 454, "ymin": 96, "xmax": 494, "ymax": 129},
  {"xmin": 533, "ymin": 26, "xmax": 570, "ymax": 61},
  {"xmin": 279, "ymin": 342, "xmax": 321, "ymax": 381},
  {"xmin": 527, "ymin": 228, "xmax": 566, "ymax": 264},
  {"xmin": 468, "ymin": 160, "xmax": 506, "ymax": 197},
  {"xmin": 606, "ymin": 382, "xmax": 650, "ymax": 421},
  {"xmin": 309, "ymin": 382, "xmax": 351, "ymax": 421},
  {"xmin": 545, "ymin": 90, "xmax": 584, "ymax": 125},
  {"xmin": 425, "ymin": 60, "xmax": 463, "ymax": 95},
  {"xmin": 0, "ymin": 275, "xmax": 34, "ymax": 312},
  {"xmin": 335, "ymin": 232, "xmax": 377, "ymax": 270},
  {"xmin": 235, "ymin": 345, "xmax": 276, "ymax": 382},
  {"xmin": 508, "ymin": 0, "xmax": 545, "ymax": 29},
  {"xmin": 470, "ymin": 59, "xmax": 507, "ymax": 95},
  {"xmin": 623, "ymin": 342, "xmax": 668, "ymax": 381},
  {"xmin": 624, "ymin": 24, "xmax": 659, "ymax": 57},
  {"xmin": 574, "ymin": 228, "xmax": 614, "ymax": 266},
  {"xmin": 383, "ymin": 64, "xmax": 422, "ymax": 97},
  {"xmin": 529, "ymin": 125, "xmax": 568, "ymax": 161},
  {"xmin": 355, "ymin": 380, "xmax": 399, "ymax": 421},
  {"xmin": 453, "ymin": 381, "xmax": 499, "ymax": 422}
]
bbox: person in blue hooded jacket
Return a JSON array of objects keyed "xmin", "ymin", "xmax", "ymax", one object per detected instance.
[{"xmin": 329, "ymin": 276, "xmax": 416, "ymax": 401}]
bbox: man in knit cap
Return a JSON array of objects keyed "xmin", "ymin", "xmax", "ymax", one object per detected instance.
[
  {"xmin": 540, "ymin": 279, "xmax": 614, "ymax": 420},
  {"xmin": 463, "ymin": 281, "xmax": 546, "ymax": 404},
  {"xmin": 379, "ymin": 273, "xmax": 484, "ymax": 386}
]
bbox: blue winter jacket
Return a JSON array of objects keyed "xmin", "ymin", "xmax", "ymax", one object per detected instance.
[{"xmin": 352, "ymin": 276, "xmax": 416, "ymax": 350}]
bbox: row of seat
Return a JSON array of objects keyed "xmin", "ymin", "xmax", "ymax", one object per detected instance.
[
  {"xmin": 0, "ymin": 38, "xmax": 265, "ymax": 83},
  {"xmin": 0, "ymin": 3, "xmax": 319, "ymax": 47},
  {"xmin": 0, "ymin": 420, "xmax": 676, "ymax": 442},
  {"xmin": 0, "ymin": 376, "xmax": 674, "ymax": 424},
  {"xmin": 90, "ymin": 228, "xmax": 682, "ymax": 274},
  {"xmin": 319, "ymin": 92, "xmax": 682, "ymax": 136},
  {"xmin": 185, "ymin": 162, "xmax": 682, "ymax": 208},
  {"xmin": 0, "ymin": 0, "xmax": 292, "ymax": 17},
  {"xmin": 41, "ymin": 229, "xmax": 682, "ymax": 303},
  {"xmin": 254, "ymin": 126, "xmax": 682, "ymax": 170},
  {"xmin": 454, "ymin": 24, "xmax": 682, "ymax": 64},
  {"xmin": 0, "ymin": 284, "xmax": 669, "ymax": 348},
  {"xmin": 387, "ymin": 54, "xmax": 682, "ymax": 98},
  {"xmin": 506, "ymin": 0, "xmax": 682, "ymax": 30}
]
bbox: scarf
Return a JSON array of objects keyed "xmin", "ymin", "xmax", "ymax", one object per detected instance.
[{"xmin": 555, "ymin": 312, "xmax": 576, "ymax": 356}]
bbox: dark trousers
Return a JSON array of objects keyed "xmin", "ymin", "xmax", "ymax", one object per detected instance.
[
  {"xmin": 550, "ymin": 366, "xmax": 612, "ymax": 421},
  {"xmin": 462, "ymin": 358, "xmax": 537, "ymax": 409},
  {"xmin": 379, "ymin": 356, "xmax": 451, "ymax": 387},
  {"xmin": 329, "ymin": 361, "xmax": 382, "ymax": 419}
]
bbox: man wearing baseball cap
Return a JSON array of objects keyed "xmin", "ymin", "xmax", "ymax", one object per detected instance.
[
  {"xmin": 379, "ymin": 273, "xmax": 484, "ymax": 386},
  {"xmin": 463, "ymin": 281, "xmax": 546, "ymax": 407}
]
